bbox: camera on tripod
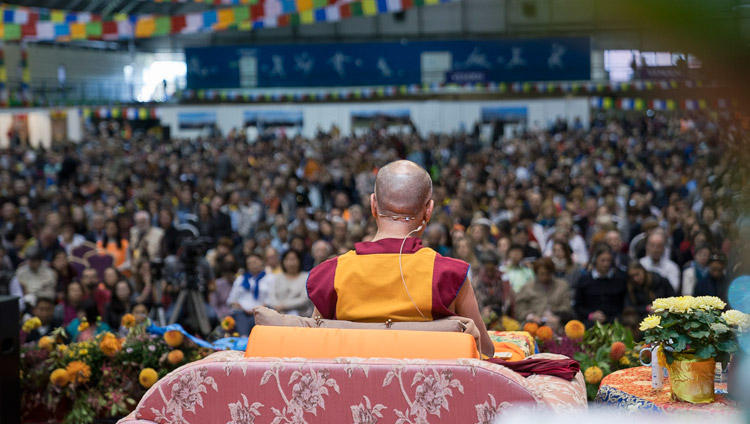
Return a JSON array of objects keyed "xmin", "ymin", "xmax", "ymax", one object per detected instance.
[
  {"xmin": 176, "ymin": 236, "xmax": 213, "ymax": 290},
  {"xmin": 166, "ymin": 235, "xmax": 215, "ymax": 336}
]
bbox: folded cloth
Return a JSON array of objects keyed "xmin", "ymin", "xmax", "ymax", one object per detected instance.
[{"xmin": 486, "ymin": 357, "xmax": 580, "ymax": 381}]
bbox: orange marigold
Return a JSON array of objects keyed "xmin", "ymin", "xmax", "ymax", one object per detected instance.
[
  {"xmin": 522, "ymin": 322, "xmax": 539, "ymax": 336},
  {"xmin": 564, "ymin": 320, "xmax": 585, "ymax": 340},
  {"xmin": 66, "ymin": 360, "xmax": 92, "ymax": 385},
  {"xmin": 610, "ymin": 342, "xmax": 626, "ymax": 361},
  {"xmin": 50, "ymin": 369, "xmax": 69, "ymax": 387},
  {"xmin": 121, "ymin": 313, "xmax": 136, "ymax": 329},
  {"xmin": 164, "ymin": 330, "xmax": 184, "ymax": 347},
  {"xmin": 221, "ymin": 316, "xmax": 236, "ymax": 331},
  {"xmin": 99, "ymin": 334, "xmax": 122, "ymax": 357},
  {"xmin": 168, "ymin": 349, "xmax": 184, "ymax": 365},
  {"xmin": 38, "ymin": 336, "xmax": 55, "ymax": 351},
  {"xmin": 536, "ymin": 325, "xmax": 554, "ymax": 341}
]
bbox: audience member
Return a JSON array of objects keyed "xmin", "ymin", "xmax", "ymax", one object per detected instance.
[
  {"xmin": 574, "ymin": 245, "xmax": 627, "ymax": 327},
  {"xmin": 640, "ymin": 231, "xmax": 681, "ymax": 292},
  {"xmin": 515, "ymin": 257, "xmax": 572, "ymax": 325},
  {"xmin": 267, "ymin": 249, "xmax": 311, "ymax": 316},
  {"xmin": 227, "ymin": 252, "xmax": 269, "ymax": 335}
]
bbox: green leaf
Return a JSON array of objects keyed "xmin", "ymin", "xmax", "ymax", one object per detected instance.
[
  {"xmin": 710, "ymin": 323, "xmax": 730, "ymax": 334},
  {"xmin": 688, "ymin": 330, "xmax": 710, "ymax": 339},
  {"xmin": 717, "ymin": 340, "xmax": 739, "ymax": 354},
  {"xmin": 672, "ymin": 335, "xmax": 689, "ymax": 352},
  {"xmin": 695, "ymin": 344, "xmax": 715, "ymax": 359}
]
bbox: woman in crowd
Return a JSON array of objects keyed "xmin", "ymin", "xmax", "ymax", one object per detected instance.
[
  {"xmin": 550, "ymin": 240, "xmax": 583, "ymax": 289},
  {"xmin": 453, "ymin": 237, "xmax": 479, "ymax": 281},
  {"xmin": 210, "ymin": 256, "xmax": 238, "ymax": 319},
  {"xmin": 66, "ymin": 299, "xmax": 112, "ymax": 342},
  {"xmin": 97, "ymin": 219, "xmax": 129, "ymax": 272},
  {"xmin": 515, "ymin": 257, "xmax": 572, "ymax": 325},
  {"xmin": 681, "ymin": 244, "xmax": 711, "ymax": 296},
  {"xmin": 472, "ymin": 250, "xmax": 514, "ymax": 322},
  {"xmin": 132, "ymin": 259, "xmax": 156, "ymax": 305},
  {"xmin": 623, "ymin": 262, "xmax": 675, "ymax": 322},
  {"xmin": 105, "ymin": 279, "xmax": 134, "ymax": 331},
  {"xmin": 50, "ymin": 249, "xmax": 76, "ymax": 295},
  {"xmin": 54, "ymin": 281, "xmax": 85, "ymax": 327},
  {"xmin": 267, "ymin": 249, "xmax": 312, "ymax": 316},
  {"xmin": 574, "ymin": 245, "xmax": 627, "ymax": 327}
]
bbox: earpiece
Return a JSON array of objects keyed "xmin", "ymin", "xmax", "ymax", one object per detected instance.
[{"xmin": 415, "ymin": 220, "xmax": 426, "ymax": 232}]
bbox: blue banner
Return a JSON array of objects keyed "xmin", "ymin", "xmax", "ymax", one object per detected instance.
[{"xmin": 186, "ymin": 37, "xmax": 591, "ymax": 89}]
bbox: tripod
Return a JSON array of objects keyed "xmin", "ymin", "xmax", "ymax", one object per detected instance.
[{"xmin": 168, "ymin": 285, "xmax": 212, "ymax": 336}]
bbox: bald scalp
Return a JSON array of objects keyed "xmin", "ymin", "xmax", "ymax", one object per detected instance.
[{"xmin": 375, "ymin": 160, "xmax": 432, "ymax": 215}]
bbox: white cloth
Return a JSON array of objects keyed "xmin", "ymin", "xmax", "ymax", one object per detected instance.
[
  {"xmin": 640, "ymin": 256, "xmax": 681, "ymax": 292},
  {"xmin": 226, "ymin": 273, "xmax": 270, "ymax": 313}
]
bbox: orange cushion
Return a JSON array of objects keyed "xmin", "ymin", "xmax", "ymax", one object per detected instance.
[{"xmin": 245, "ymin": 325, "xmax": 480, "ymax": 360}]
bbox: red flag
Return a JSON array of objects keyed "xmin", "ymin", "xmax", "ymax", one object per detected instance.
[
  {"xmin": 340, "ymin": 3, "xmax": 352, "ymax": 17},
  {"xmin": 102, "ymin": 21, "xmax": 118, "ymax": 39},
  {"xmin": 21, "ymin": 23, "xmax": 37, "ymax": 38},
  {"xmin": 250, "ymin": 4, "xmax": 264, "ymax": 19},
  {"xmin": 171, "ymin": 15, "xmax": 186, "ymax": 33}
]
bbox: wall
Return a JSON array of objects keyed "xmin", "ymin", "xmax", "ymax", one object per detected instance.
[{"xmin": 160, "ymin": 97, "xmax": 590, "ymax": 139}]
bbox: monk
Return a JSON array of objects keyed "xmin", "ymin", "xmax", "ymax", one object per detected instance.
[{"xmin": 307, "ymin": 160, "xmax": 494, "ymax": 358}]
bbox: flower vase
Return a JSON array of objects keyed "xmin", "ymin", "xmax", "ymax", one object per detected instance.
[{"xmin": 666, "ymin": 353, "xmax": 715, "ymax": 403}]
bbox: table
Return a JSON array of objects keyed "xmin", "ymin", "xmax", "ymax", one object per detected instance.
[{"xmin": 595, "ymin": 366, "xmax": 735, "ymax": 413}]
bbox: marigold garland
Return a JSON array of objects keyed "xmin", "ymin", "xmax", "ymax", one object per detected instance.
[
  {"xmin": 564, "ymin": 320, "xmax": 585, "ymax": 340},
  {"xmin": 22, "ymin": 317, "xmax": 41, "ymax": 333},
  {"xmin": 535, "ymin": 325, "xmax": 553, "ymax": 341},
  {"xmin": 164, "ymin": 330, "xmax": 184, "ymax": 347},
  {"xmin": 38, "ymin": 336, "xmax": 55, "ymax": 351},
  {"xmin": 221, "ymin": 316, "xmax": 235, "ymax": 331},
  {"xmin": 168, "ymin": 349, "xmax": 184, "ymax": 365},
  {"xmin": 121, "ymin": 314, "xmax": 136, "ymax": 329}
]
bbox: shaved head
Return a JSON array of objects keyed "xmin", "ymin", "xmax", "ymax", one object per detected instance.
[{"xmin": 374, "ymin": 160, "xmax": 432, "ymax": 216}]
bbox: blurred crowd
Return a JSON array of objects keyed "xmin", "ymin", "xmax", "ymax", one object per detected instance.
[{"xmin": 3, "ymin": 108, "xmax": 750, "ymax": 341}]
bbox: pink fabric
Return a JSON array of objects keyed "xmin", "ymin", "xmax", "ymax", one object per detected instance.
[{"xmin": 118, "ymin": 351, "xmax": 585, "ymax": 424}]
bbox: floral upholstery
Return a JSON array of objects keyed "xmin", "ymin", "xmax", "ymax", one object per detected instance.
[{"xmin": 118, "ymin": 351, "xmax": 585, "ymax": 424}]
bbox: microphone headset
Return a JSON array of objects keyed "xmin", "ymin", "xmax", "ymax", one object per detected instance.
[{"xmin": 398, "ymin": 219, "xmax": 427, "ymax": 320}]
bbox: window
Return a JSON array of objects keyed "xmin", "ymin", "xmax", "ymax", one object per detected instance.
[{"xmin": 421, "ymin": 52, "xmax": 452, "ymax": 85}]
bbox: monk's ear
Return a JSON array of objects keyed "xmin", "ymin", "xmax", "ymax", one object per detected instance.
[
  {"xmin": 370, "ymin": 193, "xmax": 378, "ymax": 218},
  {"xmin": 425, "ymin": 199, "xmax": 434, "ymax": 222}
]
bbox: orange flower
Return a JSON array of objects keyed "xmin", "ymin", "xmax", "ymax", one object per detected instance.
[
  {"xmin": 121, "ymin": 314, "xmax": 136, "ymax": 329},
  {"xmin": 168, "ymin": 349, "xmax": 184, "ymax": 365},
  {"xmin": 38, "ymin": 336, "xmax": 55, "ymax": 351},
  {"xmin": 50, "ymin": 369, "xmax": 69, "ymax": 387},
  {"xmin": 139, "ymin": 368, "xmax": 159, "ymax": 388},
  {"xmin": 536, "ymin": 325, "xmax": 554, "ymax": 341},
  {"xmin": 522, "ymin": 322, "xmax": 539, "ymax": 336},
  {"xmin": 164, "ymin": 330, "xmax": 184, "ymax": 347},
  {"xmin": 99, "ymin": 332, "xmax": 123, "ymax": 357},
  {"xmin": 564, "ymin": 320, "xmax": 585, "ymax": 340},
  {"xmin": 221, "ymin": 316, "xmax": 235, "ymax": 331},
  {"xmin": 66, "ymin": 360, "xmax": 91, "ymax": 385},
  {"xmin": 610, "ymin": 342, "xmax": 626, "ymax": 361}
]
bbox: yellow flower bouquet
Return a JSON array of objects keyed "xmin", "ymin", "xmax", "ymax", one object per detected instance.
[{"xmin": 639, "ymin": 295, "xmax": 746, "ymax": 403}]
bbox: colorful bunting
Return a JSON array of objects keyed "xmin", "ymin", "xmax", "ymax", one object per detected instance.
[
  {"xmin": 0, "ymin": 0, "xmax": 451, "ymax": 42},
  {"xmin": 591, "ymin": 97, "xmax": 733, "ymax": 112}
]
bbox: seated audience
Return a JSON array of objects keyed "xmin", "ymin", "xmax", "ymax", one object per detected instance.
[
  {"xmin": 14, "ymin": 246, "xmax": 57, "ymax": 309},
  {"xmin": 681, "ymin": 244, "xmax": 710, "ymax": 296},
  {"xmin": 694, "ymin": 253, "xmax": 729, "ymax": 301},
  {"xmin": 624, "ymin": 262, "xmax": 676, "ymax": 322},
  {"xmin": 574, "ymin": 245, "xmax": 627, "ymax": 327},
  {"xmin": 640, "ymin": 231, "xmax": 681, "ymax": 292},
  {"xmin": 515, "ymin": 257, "xmax": 572, "ymax": 325},
  {"xmin": 97, "ymin": 219, "xmax": 130, "ymax": 272},
  {"xmin": 26, "ymin": 297, "xmax": 58, "ymax": 343},
  {"xmin": 227, "ymin": 252, "xmax": 270, "ymax": 335},
  {"xmin": 54, "ymin": 281, "xmax": 85, "ymax": 327},
  {"xmin": 501, "ymin": 244, "xmax": 535, "ymax": 293},
  {"xmin": 472, "ymin": 250, "xmax": 515, "ymax": 322},
  {"xmin": 105, "ymin": 280, "xmax": 135, "ymax": 330},
  {"xmin": 209, "ymin": 256, "xmax": 238, "ymax": 320},
  {"xmin": 267, "ymin": 249, "xmax": 311, "ymax": 316},
  {"xmin": 66, "ymin": 299, "xmax": 112, "ymax": 342}
]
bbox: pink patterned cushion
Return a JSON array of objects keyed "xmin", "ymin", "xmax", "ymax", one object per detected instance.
[{"xmin": 118, "ymin": 351, "xmax": 586, "ymax": 424}]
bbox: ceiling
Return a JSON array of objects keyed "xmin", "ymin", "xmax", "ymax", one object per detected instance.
[{"xmin": 0, "ymin": 0, "xmax": 210, "ymax": 17}]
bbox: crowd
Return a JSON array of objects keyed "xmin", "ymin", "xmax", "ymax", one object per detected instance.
[{"xmin": 3, "ymin": 108, "xmax": 749, "ymax": 341}]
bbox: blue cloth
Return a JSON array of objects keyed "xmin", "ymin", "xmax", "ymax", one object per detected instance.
[
  {"xmin": 241, "ymin": 271, "xmax": 266, "ymax": 299},
  {"xmin": 146, "ymin": 322, "xmax": 249, "ymax": 351}
]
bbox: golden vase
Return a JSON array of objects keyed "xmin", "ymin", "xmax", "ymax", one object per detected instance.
[{"xmin": 666, "ymin": 353, "xmax": 715, "ymax": 403}]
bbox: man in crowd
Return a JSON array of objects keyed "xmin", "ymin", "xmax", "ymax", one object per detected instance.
[{"xmin": 640, "ymin": 231, "xmax": 681, "ymax": 292}]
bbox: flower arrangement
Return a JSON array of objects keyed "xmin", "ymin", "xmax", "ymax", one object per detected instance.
[
  {"xmin": 639, "ymin": 296, "xmax": 744, "ymax": 364},
  {"xmin": 19, "ymin": 316, "xmax": 215, "ymax": 423},
  {"xmin": 533, "ymin": 319, "xmax": 641, "ymax": 400}
]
